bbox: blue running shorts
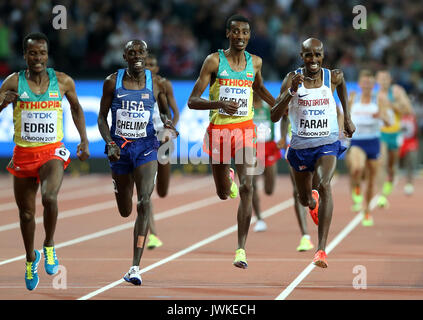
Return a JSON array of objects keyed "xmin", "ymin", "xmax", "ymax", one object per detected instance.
[
  {"xmin": 107, "ymin": 137, "xmax": 160, "ymax": 175},
  {"xmin": 287, "ymin": 140, "xmax": 347, "ymax": 172},
  {"xmin": 350, "ymin": 138, "xmax": 381, "ymax": 160}
]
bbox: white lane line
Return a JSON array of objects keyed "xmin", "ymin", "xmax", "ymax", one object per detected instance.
[
  {"xmin": 0, "ymin": 195, "xmax": 220, "ymax": 266},
  {"xmin": 0, "ymin": 176, "xmax": 213, "ymax": 232},
  {"xmin": 78, "ymin": 198, "xmax": 294, "ymax": 300},
  {"xmin": 275, "ymin": 196, "xmax": 379, "ymax": 300}
]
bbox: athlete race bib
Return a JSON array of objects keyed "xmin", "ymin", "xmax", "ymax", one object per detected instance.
[
  {"xmin": 218, "ymin": 86, "xmax": 250, "ymax": 117},
  {"xmin": 115, "ymin": 109, "xmax": 150, "ymax": 139},
  {"xmin": 297, "ymin": 105, "xmax": 331, "ymax": 138},
  {"xmin": 54, "ymin": 146, "xmax": 70, "ymax": 161},
  {"xmin": 20, "ymin": 110, "xmax": 58, "ymax": 143}
]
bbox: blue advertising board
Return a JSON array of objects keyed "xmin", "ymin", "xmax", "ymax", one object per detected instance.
[{"xmin": 0, "ymin": 79, "xmax": 358, "ymax": 159}]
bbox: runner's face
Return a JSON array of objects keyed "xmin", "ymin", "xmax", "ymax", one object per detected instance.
[
  {"xmin": 301, "ymin": 46, "xmax": 324, "ymax": 74},
  {"xmin": 227, "ymin": 21, "xmax": 250, "ymax": 51},
  {"xmin": 359, "ymin": 75, "xmax": 375, "ymax": 93},
  {"xmin": 124, "ymin": 43, "xmax": 147, "ymax": 72},
  {"xmin": 376, "ymin": 71, "xmax": 391, "ymax": 90},
  {"xmin": 24, "ymin": 40, "xmax": 48, "ymax": 73},
  {"xmin": 145, "ymin": 57, "xmax": 159, "ymax": 75}
]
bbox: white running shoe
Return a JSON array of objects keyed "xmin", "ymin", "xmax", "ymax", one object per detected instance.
[
  {"xmin": 254, "ymin": 219, "xmax": 267, "ymax": 232},
  {"xmin": 123, "ymin": 266, "xmax": 142, "ymax": 286},
  {"xmin": 404, "ymin": 183, "xmax": 414, "ymax": 196}
]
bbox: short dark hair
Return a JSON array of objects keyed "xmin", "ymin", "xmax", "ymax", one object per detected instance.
[
  {"xmin": 23, "ymin": 32, "xmax": 49, "ymax": 53},
  {"xmin": 358, "ymin": 69, "xmax": 374, "ymax": 79},
  {"xmin": 226, "ymin": 14, "xmax": 250, "ymax": 30}
]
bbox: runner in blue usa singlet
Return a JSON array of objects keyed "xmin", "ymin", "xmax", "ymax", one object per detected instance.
[
  {"xmin": 108, "ymin": 68, "xmax": 159, "ymax": 174},
  {"xmin": 97, "ymin": 40, "xmax": 178, "ymax": 286}
]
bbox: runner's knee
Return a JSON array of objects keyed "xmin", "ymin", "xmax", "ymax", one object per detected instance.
[
  {"xmin": 239, "ymin": 181, "xmax": 253, "ymax": 197},
  {"xmin": 19, "ymin": 209, "xmax": 35, "ymax": 223},
  {"xmin": 118, "ymin": 207, "xmax": 132, "ymax": 218},
  {"xmin": 137, "ymin": 196, "xmax": 151, "ymax": 214},
  {"xmin": 264, "ymin": 183, "xmax": 274, "ymax": 195},
  {"xmin": 298, "ymin": 193, "xmax": 310, "ymax": 207},
  {"xmin": 157, "ymin": 186, "xmax": 168, "ymax": 198},
  {"xmin": 41, "ymin": 193, "xmax": 58, "ymax": 209},
  {"xmin": 216, "ymin": 190, "xmax": 228, "ymax": 200}
]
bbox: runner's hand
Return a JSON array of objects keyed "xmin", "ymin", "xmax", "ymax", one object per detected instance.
[
  {"xmin": 1, "ymin": 90, "xmax": 19, "ymax": 107},
  {"xmin": 276, "ymin": 137, "xmax": 286, "ymax": 149},
  {"xmin": 343, "ymin": 117, "xmax": 356, "ymax": 138},
  {"xmin": 107, "ymin": 142, "xmax": 120, "ymax": 162},
  {"xmin": 290, "ymin": 74, "xmax": 304, "ymax": 92},
  {"xmin": 77, "ymin": 140, "xmax": 90, "ymax": 161},
  {"xmin": 163, "ymin": 120, "xmax": 179, "ymax": 139},
  {"xmin": 220, "ymin": 100, "xmax": 239, "ymax": 115}
]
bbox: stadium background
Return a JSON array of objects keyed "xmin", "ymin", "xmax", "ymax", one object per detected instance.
[{"xmin": 0, "ymin": 0, "xmax": 422, "ymax": 175}]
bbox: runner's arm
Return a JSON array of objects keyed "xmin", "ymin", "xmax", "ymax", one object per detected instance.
[
  {"xmin": 393, "ymin": 84, "xmax": 413, "ymax": 116},
  {"xmin": 62, "ymin": 74, "xmax": 90, "ymax": 160},
  {"xmin": 333, "ymin": 69, "xmax": 355, "ymax": 138},
  {"xmin": 252, "ymin": 56, "xmax": 275, "ymax": 107},
  {"xmin": 270, "ymin": 72, "xmax": 294, "ymax": 123},
  {"xmin": 165, "ymin": 79, "xmax": 179, "ymax": 126},
  {"xmin": 187, "ymin": 53, "xmax": 238, "ymax": 115},
  {"xmin": 0, "ymin": 73, "xmax": 19, "ymax": 112},
  {"xmin": 98, "ymin": 75, "xmax": 115, "ymax": 145}
]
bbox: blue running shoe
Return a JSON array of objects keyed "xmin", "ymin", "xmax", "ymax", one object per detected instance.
[
  {"xmin": 43, "ymin": 246, "xmax": 59, "ymax": 275},
  {"xmin": 25, "ymin": 250, "xmax": 41, "ymax": 291}
]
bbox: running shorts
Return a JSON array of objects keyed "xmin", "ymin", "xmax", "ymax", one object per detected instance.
[
  {"xmin": 203, "ymin": 119, "xmax": 257, "ymax": 164},
  {"xmin": 287, "ymin": 140, "xmax": 346, "ymax": 172},
  {"xmin": 7, "ymin": 141, "xmax": 71, "ymax": 182}
]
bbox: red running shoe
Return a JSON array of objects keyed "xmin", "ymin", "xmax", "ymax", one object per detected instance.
[
  {"xmin": 313, "ymin": 250, "xmax": 328, "ymax": 268},
  {"xmin": 309, "ymin": 190, "xmax": 319, "ymax": 225}
]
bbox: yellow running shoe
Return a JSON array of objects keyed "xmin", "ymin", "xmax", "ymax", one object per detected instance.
[
  {"xmin": 351, "ymin": 191, "xmax": 363, "ymax": 212},
  {"xmin": 362, "ymin": 213, "xmax": 374, "ymax": 227},
  {"xmin": 296, "ymin": 236, "xmax": 314, "ymax": 252},
  {"xmin": 147, "ymin": 234, "xmax": 163, "ymax": 250},
  {"xmin": 382, "ymin": 181, "xmax": 393, "ymax": 196},
  {"xmin": 229, "ymin": 168, "xmax": 238, "ymax": 199},
  {"xmin": 376, "ymin": 195, "xmax": 389, "ymax": 208},
  {"xmin": 233, "ymin": 248, "xmax": 248, "ymax": 269}
]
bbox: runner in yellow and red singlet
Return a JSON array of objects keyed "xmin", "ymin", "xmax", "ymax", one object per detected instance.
[
  {"xmin": 188, "ymin": 14, "xmax": 275, "ymax": 269},
  {"xmin": 0, "ymin": 32, "xmax": 90, "ymax": 291}
]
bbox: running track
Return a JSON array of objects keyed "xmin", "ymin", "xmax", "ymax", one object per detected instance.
[{"xmin": 1, "ymin": 172, "xmax": 422, "ymax": 303}]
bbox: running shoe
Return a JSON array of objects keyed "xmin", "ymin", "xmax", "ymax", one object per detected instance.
[
  {"xmin": 43, "ymin": 246, "xmax": 59, "ymax": 275},
  {"xmin": 253, "ymin": 219, "xmax": 267, "ymax": 232},
  {"xmin": 296, "ymin": 235, "xmax": 314, "ymax": 252},
  {"xmin": 309, "ymin": 190, "xmax": 319, "ymax": 225},
  {"xmin": 233, "ymin": 248, "xmax": 248, "ymax": 269},
  {"xmin": 376, "ymin": 195, "xmax": 389, "ymax": 208},
  {"xmin": 123, "ymin": 266, "xmax": 142, "ymax": 286},
  {"xmin": 312, "ymin": 250, "xmax": 328, "ymax": 268},
  {"xmin": 351, "ymin": 191, "xmax": 363, "ymax": 212},
  {"xmin": 147, "ymin": 234, "xmax": 163, "ymax": 250},
  {"xmin": 352, "ymin": 191, "xmax": 363, "ymax": 205},
  {"xmin": 404, "ymin": 183, "xmax": 414, "ymax": 196},
  {"xmin": 362, "ymin": 212, "xmax": 374, "ymax": 227},
  {"xmin": 229, "ymin": 168, "xmax": 238, "ymax": 199},
  {"xmin": 351, "ymin": 202, "xmax": 362, "ymax": 212},
  {"xmin": 382, "ymin": 181, "xmax": 393, "ymax": 196},
  {"xmin": 25, "ymin": 250, "xmax": 41, "ymax": 291}
]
